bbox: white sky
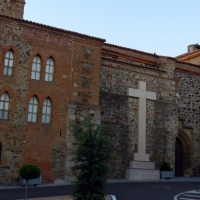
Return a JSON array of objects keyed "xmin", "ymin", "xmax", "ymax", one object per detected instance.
[{"xmin": 24, "ymin": 1, "xmax": 200, "ymax": 57}]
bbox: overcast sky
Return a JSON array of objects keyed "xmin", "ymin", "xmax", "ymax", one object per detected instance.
[{"xmin": 24, "ymin": 0, "xmax": 200, "ymax": 57}]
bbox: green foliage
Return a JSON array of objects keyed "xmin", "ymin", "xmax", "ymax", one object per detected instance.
[
  {"xmin": 19, "ymin": 164, "xmax": 41, "ymax": 181},
  {"xmin": 160, "ymin": 161, "xmax": 173, "ymax": 171},
  {"xmin": 71, "ymin": 118, "xmax": 113, "ymax": 200}
]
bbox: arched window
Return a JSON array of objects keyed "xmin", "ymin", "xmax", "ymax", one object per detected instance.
[
  {"xmin": 0, "ymin": 142, "xmax": 2, "ymax": 160},
  {"xmin": 4, "ymin": 50, "xmax": 14, "ymax": 76},
  {"xmin": 27, "ymin": 96, "xmax": 38, "ymax": 122},
  {"xmin": 45, "ymin": 58, "xmax": 54, "ymax": 82},
  {"xmin": 42, "ymin": 98, "xmax": 52, "ymax": 123},
  {"xmin": 0, "ymin": 92, "xmax": 10, "ymax": 120},
  {"xmin": 31, "ymin": 55, "xmax": 41, "ymax": 80}
]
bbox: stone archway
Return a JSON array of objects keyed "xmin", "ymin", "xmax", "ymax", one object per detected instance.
[{"xmin": 175, "ymin": 130, "xmax": 193, "ymax": 177}]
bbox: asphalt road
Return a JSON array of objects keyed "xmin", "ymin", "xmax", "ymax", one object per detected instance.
[{"xmin": 1, "ymin": 182, "xmax": 200, "ymax": 200}]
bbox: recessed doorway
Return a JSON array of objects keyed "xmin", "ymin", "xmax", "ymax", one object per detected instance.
[{"xmin": 175, "ymin": 138, "xmax": 183, "ymax": 176}]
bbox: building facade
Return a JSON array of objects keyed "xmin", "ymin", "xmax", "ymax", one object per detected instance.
[{"xmin": 0, "ymin": 0, "xmax": 200, "ymax": 185}]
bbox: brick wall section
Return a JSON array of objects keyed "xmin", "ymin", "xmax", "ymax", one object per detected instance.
[
  {"xmin": 0, "ymin": 0, "xmax": 25, "ymax": 19},
  {"xmin": 0, "ymin": 16, "xmax": 104, "ymax": 185}
]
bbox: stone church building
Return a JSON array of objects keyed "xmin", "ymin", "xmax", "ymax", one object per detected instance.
[{"xmin": 1, "ymin": 0, "xmax": 200, "ymax": 185}]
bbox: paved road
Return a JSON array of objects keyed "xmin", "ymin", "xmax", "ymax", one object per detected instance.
[
  {"xmin": 1, "ymin": 181, "xmax": 200, "ymax": 200},
  {"xmin": 107, "ymin": 182, "xmax": 200, "ymax": 200},
  {"xmin": 174, "ymin": 190, "xmax": 200, "ymax": 200}
]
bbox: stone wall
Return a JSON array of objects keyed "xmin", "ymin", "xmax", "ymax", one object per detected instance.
[
  {"xmin": 174, "ymin": 70, "xmax": 200, "ymax": 175},
  {"xmin": 65, "ymin": 103, "xmax": 101, "ymax": 182},
  {"xmin": 0, "ymin": 0, "xmax": 25, "ymax": 19},
  {"xmin": 100, "ymin": 55, "xmax": 178, "ymax": 178}
]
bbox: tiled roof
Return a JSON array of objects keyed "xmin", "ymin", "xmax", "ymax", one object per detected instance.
[
  {"xmin": 176, "ymin": 49, "xmax": 200, "ymax": 59},
  {"xmin": 105, "ymin": 43, "xmax": 176, "ymax": 59},
  {"xmin": 105, "ymin": 43, "xmax": 160, "ymax": 57},
  {"xmin": 102, "ymin": 56, "xmax": 165, "ymax": 73},
  {"xmin": 105, "ymin": 43, "xmax": 200, "ymax": 68},
  {"xmin": 0, "ymin": 14, "xmax": 106, "ymax": 42}
]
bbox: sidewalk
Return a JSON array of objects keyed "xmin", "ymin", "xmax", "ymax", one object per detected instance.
[
  {"xmin": 1, "ymin": 177, "xmax": 200, "ymax": 190},
  {"xmin": 16, "ymin": 196, "xmax": 73, "ymax": 200},
  {"xmin": 16, "ymin": 196, "xmax": 112, "ymax": 200},
  {"xmin": 16, "ymin": 196, "xmax": 111, "ymax": 200}
]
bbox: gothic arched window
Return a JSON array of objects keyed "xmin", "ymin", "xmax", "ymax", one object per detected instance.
[
  {"xmin": 0, "ymin": 142, "xmax": 2, "ymax": 160},
  {"xmin": 45, "ymin": 58, "xmax": 54, "ymax": 82},
  {"xmin": 4, "ymin": 50, "xmax": 14, "ymax": 76},
  {"xmin": 42, "ymin": 98, "xmax": 52, "ymax": 123},
  {"xmin": 27, "ymin": 96, "xmax": 38, "ymax": 122},
  {"xmin": 31, "ymin": 55, "xmax": 41, "ymax": 80},
  {"xmin": 0, "ymin": 92, "xmax": 10, "ymax": 120}
]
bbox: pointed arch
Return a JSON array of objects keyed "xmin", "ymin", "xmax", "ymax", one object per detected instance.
[
  {"xmin": 45, "ymin": 57, "xmax": 54, "ymax": 82},
  {"xmin": 42, "ymin": 97, "xmax": 52, "ymax": 123},
  {"xmin": 4, "ymin": 50, "xmax": 14, "ymax": 76},
  {"xmin": 31, "ymin": 55, "xmax": 41, "ymax": 80},
  {"xmin": 175, "ymin": 129, "xmax": 193, "ymax": 177},
  {"xmin": 27, "ymin": 96, "xmax": 38, "ymax": 122},
  {"xmin": 0, "ymin": 92, "xmax": 10, "ymax": 120}
]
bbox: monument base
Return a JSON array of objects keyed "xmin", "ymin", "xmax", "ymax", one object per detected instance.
[
  {"xmin": 134, "ymin": 152, "xmax": 150, "ymax": 162},
  {"xmin": 125, "ymin": 161, "xmax": 160, "ymax": 180}
]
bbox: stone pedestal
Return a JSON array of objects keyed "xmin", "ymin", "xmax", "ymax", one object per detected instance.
[{"xmin": 125, "ymin": 161, "xmax": 160, "ymax": 180}]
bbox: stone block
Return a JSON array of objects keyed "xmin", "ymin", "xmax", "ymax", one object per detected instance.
[
  {"xmin": 125, "ymin": 168, "xmax": 160, "ymax": 180},
  {"xmin": 68, "ymin": 109, "xmax": 75, "ymax": 115},
  {"xmin": 65, "ymin": 161, "xmax": 75, "ymax": 168},
  {"xmin": 134, "ymin": 152, "xmax": 150, "ymax": 162},
  {"xmin": 94, "ymin": 115, "xmax": 101, "ymax": 120},
  {"xmin": 129, "ymin": 161, "xmax": 155, "ymax": 169},
  {"xmin": 68, "ymin": 105, "xmax": 77, "ymax": 109}
]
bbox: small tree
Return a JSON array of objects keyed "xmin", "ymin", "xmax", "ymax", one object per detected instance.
[
  {"xmin": 71, "ymin": 118, "xmax": 113, "ymax": 200},
  {"xmin": 160, "ymin": 161, "xmax": 173, "ymax": 171},
  {"xmin": 19, "ymin": 164, "xmax": 41, "ymax": 200}
]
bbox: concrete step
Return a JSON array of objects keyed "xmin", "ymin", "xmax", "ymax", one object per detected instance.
[
  {"xmin": 126, "ymin": 168, "xmax": 160, "ymax": 180},
  {"xmin": 129, "ymin": 161, "xmax": 155, "ymax": 169}
]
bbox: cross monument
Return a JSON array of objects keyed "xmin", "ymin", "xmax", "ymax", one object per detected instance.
[{"xmin": 127, "ymin": 81, "xmax": 156, "ymax": 162}]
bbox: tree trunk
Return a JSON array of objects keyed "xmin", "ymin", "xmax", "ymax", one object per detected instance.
[{"xmin": 24, "ymin": 180, "xmax": 28, "ymax": 200}]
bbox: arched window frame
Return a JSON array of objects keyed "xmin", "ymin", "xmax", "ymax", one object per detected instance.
[
  {"xmin": 45, "ymin": 57, "xmax": 54, "ymax": 82},
  {"xmin": 42, "ymin": 98, "xmax": 52, "ymax": 123},
  {"xmin": 4, "ymin": 50, "xmax": 14, "ymax": 76},
  {"xmin": 31, "ymin": 55, "xmax": 41, "ymax": 80},
  {"xmin": 0, "ymin": 92, "xmax": 10, "ymax": 120},
  {"xmin": 27, "ymin": 96, "xmax": 38, "ymax": 122}
]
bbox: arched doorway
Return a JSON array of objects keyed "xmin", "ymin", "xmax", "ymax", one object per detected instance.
[{"xmin": 175, "ymin": 130, "xmax": 193, "ymax": 177}]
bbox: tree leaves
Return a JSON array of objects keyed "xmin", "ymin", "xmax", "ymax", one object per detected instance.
[{"xmin": 71, "ymin": 118, "xmax": 113, "ymax": 200}]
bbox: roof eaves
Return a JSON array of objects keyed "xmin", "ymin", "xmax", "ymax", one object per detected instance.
[
  {"xmin": 102, "ymin": 56, "xmax": 165, "ymax": 73},
  {"xmin": 105, "ymin": 43, "xmax": 161, "ymax": 57},
  {"xmin": 0, "ymin": 14, "xmax": 106, "ymax": 42}
]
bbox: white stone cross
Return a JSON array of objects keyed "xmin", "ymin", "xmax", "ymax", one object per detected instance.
[{"xmin": 127, "ymin": 81, "xmax": 156, "ymax": 161}]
